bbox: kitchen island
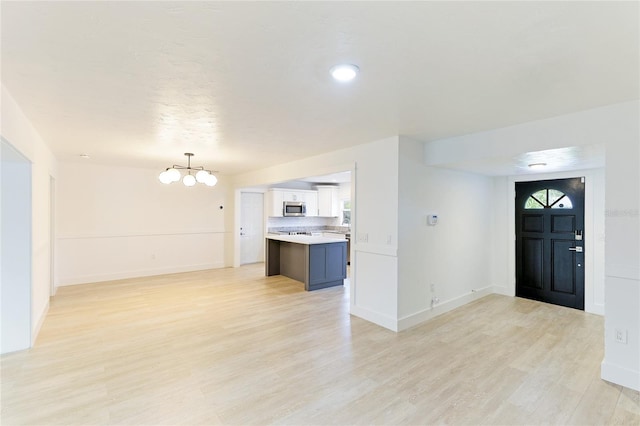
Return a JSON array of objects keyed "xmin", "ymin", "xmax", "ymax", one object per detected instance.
[{"xmin": 265, "ymin": 235, "xmax": 347, "ymax": 291}]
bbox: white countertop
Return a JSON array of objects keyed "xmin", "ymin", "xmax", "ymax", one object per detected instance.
[{"xmin": 266, "ymin": 234, "xmax": 347, "ymax": 245}]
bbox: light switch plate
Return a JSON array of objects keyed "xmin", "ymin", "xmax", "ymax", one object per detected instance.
[{"xmin": 614, "ymin": 328, "xmax": 628, "ymax": 344}]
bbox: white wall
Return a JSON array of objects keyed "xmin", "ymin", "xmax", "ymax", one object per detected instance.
[
  {"xmin": 490, "ymin": 176, "xmax": 511, "ymax": 295},
  {"xmin": 601, "ymin": 101, "xmax": 640, "ymax": 391},
  {"xmin": 398, "ymin": 137, "xmax": 494, "ymax": 329},
  {"xmin": 424, "ymin": 100, "xmax": 640, "ymax": 391},
  {"xmin": 57, "ymin": 162, "xmax": 228, "ymax": 285},
  {"xmin": 232, "ymin": 136, "xmax": 400, "ymax": 330},
  {"xmin": 424, "ymin": 102, "xmax": 635, "ymax": 167},
  {"xmin": 1, "ymin": 85, "xmax": 58, "ymax": 346},
  {"xmin": 1, "ymin": 139, "xmax": 32, "ymax": 353}
]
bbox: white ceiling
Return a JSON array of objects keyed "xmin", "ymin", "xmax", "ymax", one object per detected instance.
[
  {"xmin": 438, "ymin": 145, "xmax": 606, "ymax": 176},
  {"xmin": 1, "ymin": 2, "xmax": 638, "ymax": 175},
  {"xmin": 299, "ymin": 172, "xmax": 351, "ymax": 184}
]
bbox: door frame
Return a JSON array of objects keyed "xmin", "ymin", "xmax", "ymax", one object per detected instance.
[{"xmin": 506, "ymin": 169, "xmax": 605, "ymax": 315}]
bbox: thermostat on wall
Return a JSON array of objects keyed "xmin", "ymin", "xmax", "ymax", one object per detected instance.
[{"xmin": 427, "ymin": 214, "xmax": 438, "ymax": 226}]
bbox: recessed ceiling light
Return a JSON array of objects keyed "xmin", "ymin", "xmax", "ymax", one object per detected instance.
[
  {"xmin": 330, "ymin": 64, "xmax": 359, "ymax": 82},
  {"xmin": 79, "ymin": 154, "xmax": 90, "ymax": 159},
  {"xmin": 528, "ymin": 162, "xmax": 547, "ymax": 169}
]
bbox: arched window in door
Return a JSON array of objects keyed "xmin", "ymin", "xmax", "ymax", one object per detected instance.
[{"xmin": 524, "ymin": 189, "xmax": 573, "ymax": 209}]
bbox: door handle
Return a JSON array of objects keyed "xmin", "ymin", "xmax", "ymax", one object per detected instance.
[{"xmin": 569, "ymin": 247, "xmax": 583, "ymax": 252}]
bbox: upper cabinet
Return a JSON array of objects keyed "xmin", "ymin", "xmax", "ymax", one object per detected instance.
[
  {"xmin": 266, "ymin": 189, "xmax": 285, "ymax": 217},
  {"xmin": 316, "ymin": 185, "xmax": 340, "ymax": 217},
  {"xmin": 266, "ymin": 186, "xmax": 341, "ymax": 217},
  {"xmin": 266, "ymin": 189, "xmax": 318, "ymax": 217},
  {"xmin": 305, "ymin": 191, "xmax": 318, "ymax": 217}
]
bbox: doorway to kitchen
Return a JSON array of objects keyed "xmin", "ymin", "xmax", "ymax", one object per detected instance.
[
  {"xmin": 240, "ymin": 192, "xmax": 265, "ymax": 265},
  {"xmin": 515, "ymin": 177, "xmax": 585, "ymax": 310}
]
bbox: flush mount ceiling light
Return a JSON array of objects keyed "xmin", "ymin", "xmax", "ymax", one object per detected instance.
[
  {"xmin": 330, "ymin": 64, "xmax": 359, "ymax": 82},
  {"xmin": 158, "ymin": 153, "xmax": 217, "ymax": 187},
  {"xmin": 528, "ymin": 162, "xmax": 548, "ymax": 170}
]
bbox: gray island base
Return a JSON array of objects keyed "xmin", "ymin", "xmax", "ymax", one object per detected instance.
[{"xmin": 265, "ymin": 235, "xmax": 347, "ymax": 291}]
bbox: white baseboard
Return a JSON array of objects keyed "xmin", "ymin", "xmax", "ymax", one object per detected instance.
[
  {"xmin": 397, "ymin": 286, "xmax": 493, "ymax": 331},
  {"xmin": 587, "ymin": 304, "xmax": 604, "ymax": 316},
  {"xmin": 492, "ymin": 285, "xmax": 513, "ymax": 296},
  {"xmin": 601, "ymin": 359, "xmax": 640, "ymax": 391},
  {"xmin": 59, "ymin": 262, "xmax": 225, "ymax": 286},
  {"xmin": 32, "ymin": 301, "xmax": 49, "ymax": 347},
  {"xmin": 350, "ymin": 304, "xmax": 398, "ymax": 332}
]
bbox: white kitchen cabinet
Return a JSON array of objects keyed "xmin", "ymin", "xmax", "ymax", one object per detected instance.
[
  {"xmin": 316, "ymin": 185, "xmax": 339, "ymax": 217},
  {"xmin": 305, "ymin": 191, "xmax": 318, "ymax": 217},
  {"xmin": 266, "ymin": 190, "xmax": 285, "ymax": 217},
  {"xmin": 282, "ymin": 191, "xmax": 303, "ymax": 202}
]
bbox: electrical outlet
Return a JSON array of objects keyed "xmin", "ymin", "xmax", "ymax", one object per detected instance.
[
  {"xmin": 358, "ymin": 233, "xmax": 368, "ymax": 243},
  {"xmin": 387, "ymin": 235, "xmax": 392, "ymax": 245},
  {"xmin": 430, "ymin": 284, "xmax": 435, "ymax": 293},
  {"xmin": 614, "ymin": 329, "xmax": 628, "ymax": 344}
]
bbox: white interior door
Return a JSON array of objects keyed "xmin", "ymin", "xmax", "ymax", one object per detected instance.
[{"xmin": 240, "ymin": 192, "xmax": 264, "ymax": 265}]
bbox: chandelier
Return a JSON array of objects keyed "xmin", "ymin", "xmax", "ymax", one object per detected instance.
[{"xmin": 158, "ymin": 153, "xmax": 218, "ymax": 187}]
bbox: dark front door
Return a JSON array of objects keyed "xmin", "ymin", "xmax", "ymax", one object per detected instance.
[{"xmin": 515, "ymin": 177, "xmax": 585, "ymax": 310}]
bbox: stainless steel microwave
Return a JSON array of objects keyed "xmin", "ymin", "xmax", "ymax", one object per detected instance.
[{"xmin": 283, "ymin": 201, "xmax": 306, "ymax": 217}]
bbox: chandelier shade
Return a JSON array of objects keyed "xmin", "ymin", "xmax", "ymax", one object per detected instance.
[
  {"xmin": 183, "ymin": 174, "xmax": 196, "ymax": 186},
  {"xmin": 205, "ymin": 174, "xmax": 218, "ymax": 186},
  {"xmin": 195, "ymin": 170, "xmax": 209, "ymax": 183},
  {"xmin": 167, "ymin": 168, "xmax": 181, "ymax": 182},
  {"xmin": 159, "ymin": 153, "xmax": 217, "ymax": 187},
  {"xmin": 158, "ymin": 171, "xmax": 173, "ymax": 184}
]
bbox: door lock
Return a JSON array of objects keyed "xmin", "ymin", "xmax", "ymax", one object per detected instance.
[
  {"xmin": 575, "ymin": 230, "xmax": 583, "ymax": 241},
  {"xmin": 569, "ymin": 246, "xmax": 583, "ymax": 252}
]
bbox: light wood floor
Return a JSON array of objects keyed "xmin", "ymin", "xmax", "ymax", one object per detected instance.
[{"xmin": 2, "ymin": 263, "xmax": 638, "ymax": 425}]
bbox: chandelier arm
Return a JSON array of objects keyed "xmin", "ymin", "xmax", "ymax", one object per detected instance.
[{"xmin": 170, "ymin": 165, "xmax": 206, "ymax": 171}]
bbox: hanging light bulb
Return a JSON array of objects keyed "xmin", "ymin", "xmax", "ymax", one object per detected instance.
[
  {"xmin": 205, "ymin": 174, "xmax": 218, "ymax": 187},
  {"xmin": 158, "ymin": 170, "xmax": 172, "ymax": 184},
  {"xmin": 183, "ymin": 174, "xmax": 196, "ymax": 187},
  {"xmin": 195, "ymin": 170, "xmax": 210, "ymax": 183},
  {"xmin": 168, "ymin": 168, "xmax": 181, "ymax": 182}
]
